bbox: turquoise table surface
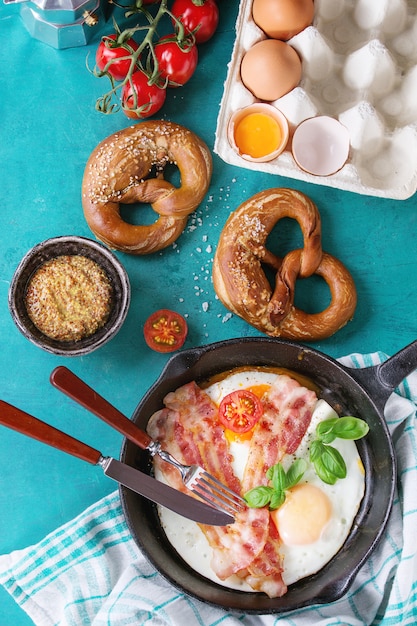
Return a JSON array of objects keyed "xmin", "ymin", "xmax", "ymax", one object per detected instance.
[{"xmin": 1, "ymin": 3, "xmax": 416, "ymax": 624}]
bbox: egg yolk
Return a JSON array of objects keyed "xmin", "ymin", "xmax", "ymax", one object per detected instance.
[
  {"xmin": 271, "ymin": 483, "xmax": 332, "ymax": 545},
  {"xmin": 225, "ymin": 428, "xmax": 253, "ymax": 443},
  {"xmin": 234, "ymin": 112, "xmax": 282, "ymax": 158},
  {"xmin": 246, "ymin": 383, "xmax": 270, "ymax": 399}
]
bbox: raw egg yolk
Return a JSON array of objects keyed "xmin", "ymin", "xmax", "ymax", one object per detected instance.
[
  {"xmin": 271, "ymin": 483, "xmax": 332, "ymax": 545},
  {"xmin": 234, "ymin": 112, "xmax": 282, "ymax": 158}
]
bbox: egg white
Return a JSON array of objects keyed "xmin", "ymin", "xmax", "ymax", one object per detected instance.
[
  {"xmin": 157, "ymin": 370, "xmax": 366, "ymax": 590},
  {"xmin": 277, "ymin": 398, "xmax": 365, "ymax": 585}
]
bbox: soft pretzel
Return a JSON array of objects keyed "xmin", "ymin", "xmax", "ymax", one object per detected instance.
[
  {"xmin": 82, "ymin": 121, "xmax": 212, "ymax": 254},
  {"xmin": 212, "ymin": 188, "xmax": 357, "ymax": 341}
]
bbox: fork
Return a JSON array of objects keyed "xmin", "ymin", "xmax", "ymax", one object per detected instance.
[{"xmin": 50, "ymin": 366, "xmax": 246, "ymax": 518}]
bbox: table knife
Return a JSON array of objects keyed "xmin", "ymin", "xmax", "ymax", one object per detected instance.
[{"xmin": 0, "ymin": 400, "xmax": 233, "ymax": 526}]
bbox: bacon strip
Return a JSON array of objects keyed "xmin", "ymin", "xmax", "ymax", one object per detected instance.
[
  {"xmin": 148, "ymin": 382, "xmax": 240, "ymax": 493},
  {"xmin": 163, "ymin": 382, "xmax": 241, "ymax": 493},
  {"xmin": 240, "ymin": 375, "xmax": 317, "ymax": 596},
  {"xmin": 146, "ymin": 375, "xmax": 318, "ymax": 598},
  {"xmin": 243, "ymin": 374, "xmax": 317, "ymax": 490},
  {"xmin": 147, "ymin": 382, "xmax": 270, "ymax": 579},
  {"xmin": 244, "ymin": 523, "xmax": 286, "ymax": 597}
]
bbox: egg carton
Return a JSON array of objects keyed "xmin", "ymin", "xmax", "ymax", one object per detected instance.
[{"xmin": 215, "ymin": 0, "xmax": 417, "ymax": 200}]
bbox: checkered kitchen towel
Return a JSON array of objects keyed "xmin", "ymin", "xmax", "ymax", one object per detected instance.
[{"xmin": 1, "ymin": 353, "xmax": 416, "ymax": 626}]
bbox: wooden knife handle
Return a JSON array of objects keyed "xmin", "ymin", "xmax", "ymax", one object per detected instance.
[
  {"xmin": 0, "ymin": 400, "xmax": 102, "ymax": 465},
  {"xmin": 50, "ymin": 366, "xmax": 153, "ymax": 451}
]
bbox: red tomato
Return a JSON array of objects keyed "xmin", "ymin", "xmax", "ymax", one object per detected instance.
[
  {"xmin": 171, "ymin": 0, "xmax": 219, "ymax": 44},
  {"xmin": 96, "ymin": 34, "xmax": 139, "ymax": 81},
  {"xmin": 143, "ymin": 309, "xmax": 188, "ymax": 353},
  {"xmin": 218, "ymin": 390, "xmax": 263, "ymax": 433},
  {"xmin": 155, "ymin": 35, "xmax": 198, "ymax": 87},
  {"xmin": 121, "ymin": 70, "xmax": 166, "ymax": 119}
]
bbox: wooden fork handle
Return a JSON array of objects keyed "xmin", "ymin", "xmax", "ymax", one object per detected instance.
[
  {"xmin": 0, "ymin": 400, "xmax": 102, "ymax": 465},
  {"xmin": 50, "ymin": 366, "xmax": 153, "ymax": 451}
]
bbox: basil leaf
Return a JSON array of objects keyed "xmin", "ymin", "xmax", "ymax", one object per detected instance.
[
  {"xmin": 285, "ymin": 458, "xmax": 307, "ymax": 489},
  {"xmin": 320, "ymin": 432, "xmax": 337, "ymax": 444},
  {"xmin": 310, "ymin": 439, "xmax": 326, "ymax": 463},
  {"xmin": 244, "ymin": 486, "xmax": 274, "ymax": 508},
  {"xmin": 269, "ymin": 490, "xmax": 286, "ymax": 510},
  {"xmin": 313, "ymin": 459, "xmax": 338, "ymax": 485},
  {"xmin": 316, "ymin": 417, "xmax": 338, "ymax": 443},
  {"xmin": 321, "ymin": 445, "xmax": 347, "ymax": 479},
  {"xmin": 332, "ymin": 416, "xmax": 369, "ymax": 440},
  {"xmin": 267, "ymin": 463, "xmax": 286, "ymax": 493},
  {"xmin": 266, "ymin": 465, "xmax": 273, "ymax": 481}
]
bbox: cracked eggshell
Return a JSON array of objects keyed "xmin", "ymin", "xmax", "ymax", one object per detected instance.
[
  {"xmin": 292, "ymin": 116, "xmax": 350, "ymax": 176},
  {"xmin": 228, "ymin": 103, "xmax": 289, "ymax": 162}
]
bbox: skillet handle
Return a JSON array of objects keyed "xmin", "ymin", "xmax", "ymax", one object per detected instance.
[
  {"xmin": 50, "ymin": 366, "xmax": 153, "ymax": 451},
  {"xmin": 349, "ymin": 340, "xmax": 417, "ymax": 412},
  {"xmin": 377, "ymin": 340, "xmax": 417, "ymax": 389},
  {"xmin": 0, "ymin": 400, "xmax": 102, "ymax": 465}
]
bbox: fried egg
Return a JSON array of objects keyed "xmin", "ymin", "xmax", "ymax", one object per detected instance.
[{"xmin": 157, "ymin": 369, "xmax": 366, "ymax": 590}]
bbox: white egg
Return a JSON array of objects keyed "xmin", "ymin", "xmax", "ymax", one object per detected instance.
[{"xmin": 157, "ymin": 370, "xmax": 366, "ymax": 591}]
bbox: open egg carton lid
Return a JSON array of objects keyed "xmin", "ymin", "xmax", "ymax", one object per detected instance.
[{"xmin": 214, "ymin": 0, "xmax": 417, "ymax": 200}]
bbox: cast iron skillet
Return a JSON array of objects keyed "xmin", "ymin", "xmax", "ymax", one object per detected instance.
[{"xmin": 120, "ymin": 337, "xmax": 417, "ymax": 614}]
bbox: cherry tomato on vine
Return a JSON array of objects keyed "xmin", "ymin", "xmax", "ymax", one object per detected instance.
[
  {"xmin": 218, "ymin": 390, "xmax": 263, "ymax": 434},
  {"xmin": 96, "ymin": 34, "xmax": 139, "ymax": 81},
  {"xmin": 121, "ymin": 70, "xmax": 166, "ymax": 119},
  {"xmin": 155, "ymin": 34, "xmax": 198, "ymax": 87},
  {"xmin": 171, "ymin": 0, "xmax": 219, "ymax": 44},
  {"xmin": 143, "ymin": 309, "xmax": 188, "ymax": 353}
]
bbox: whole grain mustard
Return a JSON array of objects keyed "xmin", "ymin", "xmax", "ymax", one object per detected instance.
[{"xmin": 25, "ymin": 255, "xmax": 112, "ymax": 342}]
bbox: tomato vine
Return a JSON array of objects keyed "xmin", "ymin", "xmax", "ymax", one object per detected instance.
[{"xmin": 91, "ymin": 0, "xmax": 219, "ymax": 119}]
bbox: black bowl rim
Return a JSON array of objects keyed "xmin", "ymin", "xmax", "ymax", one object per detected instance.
[
  {"xmin": 8, "ymin": 235, "xmax": 131, "ymax": 356},
  {"xmin": 119, "ymin": 337, "xmax": 396, "ymax": 614}
]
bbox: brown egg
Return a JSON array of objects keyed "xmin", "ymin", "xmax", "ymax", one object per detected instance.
[
  {"xmin": 240, "ymin": 39, "xmax": 302, "ymax": 101},
  {"xmin": 252, "ymin": 0, "xmax": 315, "ymax": 40}
]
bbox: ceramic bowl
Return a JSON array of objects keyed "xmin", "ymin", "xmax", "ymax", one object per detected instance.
[
  {"xmin": 291, "ymin": 116, "xmax": 350, "ymax": 176},
  {"xmin": 8, "ymin": 235, "xmax": 130, "ymax": 356}
]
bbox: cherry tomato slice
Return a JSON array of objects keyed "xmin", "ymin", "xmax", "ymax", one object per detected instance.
[
  {"xmin": 218, "ymin": 390, "xmax": 263, "ymax": 433},
  {"xmin": 143, "ymin": 309, "xmax": 188, "ymax": 353}
]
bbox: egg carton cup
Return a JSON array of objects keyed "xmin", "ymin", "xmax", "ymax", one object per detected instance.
[{"xmin": 215, "ymin": 0, "xmax": 417, "ymax": 200}]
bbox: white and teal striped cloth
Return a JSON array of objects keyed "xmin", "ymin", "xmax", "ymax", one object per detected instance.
[{"xmin": 1, "ymin": 353, "xmax": 416, "ymax": 626}]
